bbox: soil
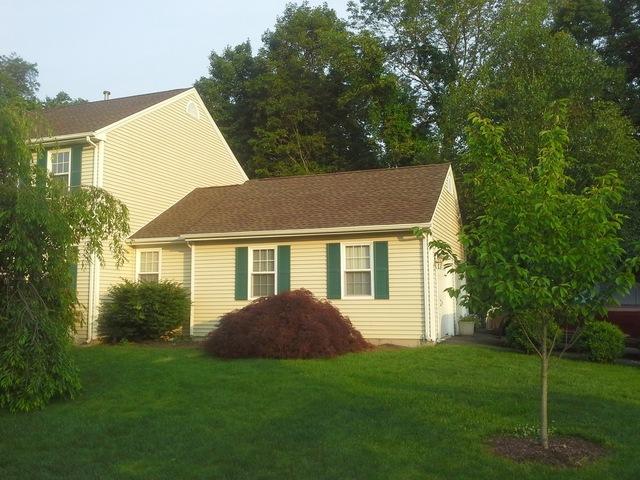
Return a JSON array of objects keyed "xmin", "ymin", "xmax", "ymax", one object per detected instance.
[{"xmin": 488, "ymin": 435, "xmax": 606, "ymax": 468}]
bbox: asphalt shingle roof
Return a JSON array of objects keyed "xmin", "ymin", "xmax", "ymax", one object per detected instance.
[
  {"xmin": 131, "ymin": 163, "xmax": 451, "ymax": 239},
  {"xmin": 32, "ymin": 88, "xmax": 190, "ymax": 137}
]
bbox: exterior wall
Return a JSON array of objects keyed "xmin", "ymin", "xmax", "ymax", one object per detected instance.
[
  {"xmin": 88, "ymin": 90, "xmax": 246, "ymax": 340},
  {"xmin": 429, "ymin": 168, "xmax": 465, "ymax": 339},
  {"xmin": 151, "ymin": 232, "xmax": 426, "ymax": 343}
]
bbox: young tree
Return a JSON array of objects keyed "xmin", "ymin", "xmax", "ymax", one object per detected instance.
[
  {"xmin": 0, "ymin": 98, "xmax": 129, "ymax": 412},
  {"xmin": 443, "ymin": 105, "xmax": 637, "ymax": 447}
]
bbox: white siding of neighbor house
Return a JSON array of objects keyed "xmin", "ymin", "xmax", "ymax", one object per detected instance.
[
  {"xmin": 148, "ymin": 232, "xmax": 426, "ymax": 343},
  {"xmin": 83, "ymin": 89, "xmax": 245, "ymax": 341}
]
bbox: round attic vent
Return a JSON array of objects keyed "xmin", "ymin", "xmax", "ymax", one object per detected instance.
[{"xmin": 186, "ymin": 100, "xmax": 200, "ymax": 120}]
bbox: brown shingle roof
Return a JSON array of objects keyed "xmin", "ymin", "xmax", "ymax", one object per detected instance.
[
  {"xmin": 131, "ymin": 163, "xmax": 451, "ymax": 239},
  {"xmin": 32, "ymin": 88, "xmax": 190, "ymax": 137}
]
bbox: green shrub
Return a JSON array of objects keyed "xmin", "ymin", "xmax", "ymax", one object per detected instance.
[
  {"xmin": 505, "ymin": 318, "xmax": 561, "ymax": 354},
  {"xmin": 99, "ymin": 280, "xmax": 190, "ymax": 342},
  {"xmin": 577, "ymin": 321, "xmax": 625, "ymax": 363}
]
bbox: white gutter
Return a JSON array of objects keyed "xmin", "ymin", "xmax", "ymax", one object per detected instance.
[
  {"xmin": 187, "ymin": 242, "xmax": 196, "ymax": 336},
  {"xmin": 29, "ymin": 132, "xmax": 96, "ymax": 146},
  {"xmin": 127, "ymin": 224, "xmax": 429, "ymax": 245}
]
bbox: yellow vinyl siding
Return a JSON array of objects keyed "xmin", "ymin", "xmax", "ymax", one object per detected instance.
[
  {"xmin": 101, "ymin": 90, "xmax": 245, "ymax": 234},
  {"xmin": 188, "ymin": 232, "xmax": 424, "ymax": 341},
  {"xmin": 431, "ymin": 169, "xmax": 463, "ymax": 258},
  {"xmin": 93, "ymin": 90, "xmax": 246, "ymax": 339}
]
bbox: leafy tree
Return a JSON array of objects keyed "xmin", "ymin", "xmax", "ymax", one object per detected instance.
[
  {"xmin": 552, "ymin": 0, "xmax": 640, "ymax": 128},
  {"xmin": 349, "ymin": 0, "xmax": 503, "ymax": 156},
  {"xmin": 42, "ymin": 91, "xmax": 88, "ymax": 108},
  {"xmin": 436, "ymin": 106, "xmax": 637, "ymax": 448},
  {"xmin": 0, "ymin": 52, "xmax": 39, "ymax": 103},
  {"xmin": 445, "ymin": 0, "xmax": 640, "ymax": 256},
  {"xmin": 197, "ymin": 2, "xmax": 429, "ymax": 177},
  {"xmin": 0, "ymin": 98, "xmax": 129, "ymax": 412}
]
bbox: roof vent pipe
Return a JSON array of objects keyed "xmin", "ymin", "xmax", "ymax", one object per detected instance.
[{"xmin": 103, "ymin": 90, "xmax": 111, "ymax": 100}]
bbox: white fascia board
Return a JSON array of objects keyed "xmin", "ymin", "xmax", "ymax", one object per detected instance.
[{"xmin": 94, "ymin": 88, "xmax": 195, "ymax": 135}]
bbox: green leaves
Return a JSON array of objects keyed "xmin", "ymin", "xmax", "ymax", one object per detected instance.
[
  {"xmin": 0, "ymin": 97, "xmax": 129, "ymax": 412},
  {"xmin": 460, "ymin": 109, "xmax": 637, "ymax": 330}
]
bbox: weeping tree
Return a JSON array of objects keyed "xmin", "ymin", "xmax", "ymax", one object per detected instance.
[
  {"xmin": 0, "ymin": 98, "xmax": 129, "ymax": 412},
  {"xmin": 434, "ymin": 104, "xmax": 637, "ymax": 448}
]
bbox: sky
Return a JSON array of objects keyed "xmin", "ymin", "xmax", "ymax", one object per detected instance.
[{"xmin": 1, "ymin": 0, "xmax": 352, "ymax": 101}]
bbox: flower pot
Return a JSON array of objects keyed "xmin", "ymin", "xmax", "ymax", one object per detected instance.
[{"xmin": 458, "ymin": 320, "xmax": 475, "ymax": 336}]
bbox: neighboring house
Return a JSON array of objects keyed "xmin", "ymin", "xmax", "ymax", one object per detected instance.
[
  {"xmin": 608, "ymin": 282, "xmax": 640, "ymax": 338},
  {"xmin": 130, "ymin": 163, "xmax": 466, "ymax": 345},
  {"xmin": 31, "ymin": 88, "xmax": 247, "ymax": 342}
]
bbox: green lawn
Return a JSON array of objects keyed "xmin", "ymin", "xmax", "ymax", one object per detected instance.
[{"xmin": 1, "ymin": 344, "xmax": 638, "ymax": 480}]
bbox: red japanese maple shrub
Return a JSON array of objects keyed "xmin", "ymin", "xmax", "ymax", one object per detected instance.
[{"xmin": 203, "ymin": 289, "xmax": 371, "ymax": 359}]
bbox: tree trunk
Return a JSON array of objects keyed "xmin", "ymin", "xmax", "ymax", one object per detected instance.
[{"xmin": 540, "ymin": 322, "xmax": 549, "ymax": 449}]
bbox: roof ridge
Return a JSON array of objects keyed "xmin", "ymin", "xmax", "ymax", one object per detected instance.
[
  {"xmin": 249, "ymin": 162, "xmax": 451, "ymax": 182},
  {"xmin": 42, "ymin": 87, "xmax": 191, "ymax": 112},
  {"xmin": 193, "ymin": 163, "xmax": 451, "ymax": 191}
]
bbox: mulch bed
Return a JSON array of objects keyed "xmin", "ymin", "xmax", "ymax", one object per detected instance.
[{"xmin": 488, "ymin": 435, "xmax": 606, "ymax": 468}]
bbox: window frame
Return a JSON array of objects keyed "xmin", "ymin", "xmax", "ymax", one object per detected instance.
[
  {"xmin": 248, "ymin": 246, "xmax": 278, "ymax": 299},
  {"xmin": 136, "ymin": 248, "xmax": 162, "ymax": 283},
  {"xmin": 341, "ymin": 242, "xmax": 374, "ymax": 299},
  {"xmin": 47, "ymin": 148, "xmax": 72, "ymax": 187}
]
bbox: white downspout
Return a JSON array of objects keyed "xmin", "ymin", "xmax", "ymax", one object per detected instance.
[
  {"xmin": 84, "ymin": 135, "xmax": 101, "ymax": 343},
  {"xmin": 187, "ymin": 242, "xmax": 196, "ymax": 337},
  {"xmin": 422, "ymin": 235, "xmax": 432, "ymax": 342}
]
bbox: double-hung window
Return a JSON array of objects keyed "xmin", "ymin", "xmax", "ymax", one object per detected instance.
[
  {"xmin": 138, "ymin": 250, "xmax": 160, "ymax": 282},
  {"xmin": 49, "ymin": 150, "xmax": 71, "ymax": 187},
  {"xmin": 251, "ymin": 248, "xmax": 275, "ymax": 297},
  {"xmin": 344, "ymin": 244, "xmax": 373, "ymax": 297}
]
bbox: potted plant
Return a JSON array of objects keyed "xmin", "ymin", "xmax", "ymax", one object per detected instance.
[{"xmin": 458, "ymin": 314, "xmax": 478, "ymax": 336}]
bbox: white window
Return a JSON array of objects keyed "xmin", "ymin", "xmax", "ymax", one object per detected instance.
[
  {"xmin": 137, "ymin": 250, "xmax": 161, "ymax": 282},
  {"xmin": 250, "ymin": 248, "xmax": 276, "ymax": 298},
  {"xmin": 343, "ymin": 244, "xmax": 373, "ymax": 297},
  {"xmin": 48, "ymin": 149, "xmax": 71, "ymax": 186}
]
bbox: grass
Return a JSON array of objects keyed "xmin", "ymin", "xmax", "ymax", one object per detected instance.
[{"xmin": 1, "ymin": 343, "xmax": 638, "ymax": 480}]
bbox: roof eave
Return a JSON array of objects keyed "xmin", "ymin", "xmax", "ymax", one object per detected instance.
[
  {"xmin": 128, "ymin": 222, "xmax": 431, "ymax": 245},
  {"xmin": 28, "ymin": 131, "xmax": 100, "ymax": 146}
]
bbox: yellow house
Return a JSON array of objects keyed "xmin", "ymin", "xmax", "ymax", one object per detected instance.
[
  {"xmin": 32, "ymin": 88, "xmax": 247, "ymax": 342},
  {"xmin": 34, "ymin": 88, "xmax": 464, "ymax": 346}
]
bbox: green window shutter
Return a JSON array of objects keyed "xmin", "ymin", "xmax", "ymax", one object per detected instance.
[
  {"xmin": 277, "ymin": 245, "xmax": 291, "ymax": 293},
  {"xmin": 37, "ymin": 149, "xmax": 48, "ymax": 171},
  {"xmin": 70, "ymin": 145, "xmax": 82, "ymax": 189},
  {"xmin": 326, "ymin": 243, "xmax": 341, "ymax": 299},
  {"xmin": 234, "ymin": 247, "xmax": 248, "ymax": 300},
  {"xmin": 69, "ymin": 263, "xmax": 78, "ymax": 292},
  {"xmin": 373, "ymin": 241, "xmax": 389, "ymax": 299}
]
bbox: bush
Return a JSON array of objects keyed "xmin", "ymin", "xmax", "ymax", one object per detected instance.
[
  {"xmin": 505, "ymin": 318, "xmax": 561, "ymax": 354},
  {"xmin": 577, "ymin": 321, "xmax": 625, "ymax": 363},
  {"xmin": 203, "ymin": 289, "xmax": 371, "ymax": 359},
  {"xmin": 99, "ymin": 280, "xmax": 190, "ymax": 342}
]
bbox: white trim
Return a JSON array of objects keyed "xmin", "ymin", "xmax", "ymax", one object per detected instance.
[
  {"xmin": 128, "ymin": 236, "xmax": 183, "ymax": 245},
  {"xmin": 188, "ymin": 242, "xmax": 195, "ymax": 336},
  {"xmin": 29, "ymin": 132, "xmax": 96, "ymax": 145},
  {"xmin": 341, "ymin": 242, "xmax": 374, "ymax": 299},
  {"xmin": 248, "ymin": 246, "xmax": 277, "ymax": 299},
  {"xmin": 47, "ymin": 148, "xmax": 72, "ymax": 187},
  {"xmin": 135, "ymin": 248, "xmax": 162, "ymax": 282},
  {"xmin": 176, "ymin": 223, "xmax": 429, "ymax": 242},
  {"xmin": 94, "ymin": 89, "xmax": 194, "ymax": 135},
  {"xmin": 421, "ymin": 235, "xmax": 431, "ymax": 342}
]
